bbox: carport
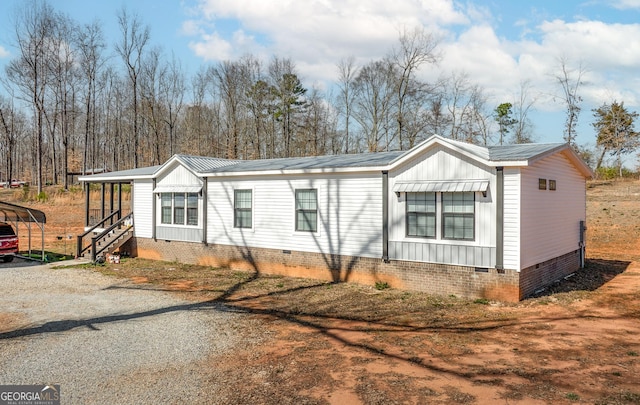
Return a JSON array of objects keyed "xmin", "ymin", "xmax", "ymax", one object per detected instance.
[{"xmin": 0, "ymin": 201, "xmax": 46, "ymax": 261}]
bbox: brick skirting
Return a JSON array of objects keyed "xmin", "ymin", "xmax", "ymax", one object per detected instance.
[
  {"xmin": 124, "ymin": 238, "xmax": 528, "ymax": 301},
  {"xmin": 518, "ymin": 249, "xmax": 581, "ymax": 298}
]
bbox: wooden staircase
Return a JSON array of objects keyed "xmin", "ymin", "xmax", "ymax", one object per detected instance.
[{"xmin": 77, "ymin": 212, "xmax": 134, "ymax": 262}]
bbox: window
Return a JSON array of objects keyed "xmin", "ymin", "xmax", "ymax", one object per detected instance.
[
  {"xmin": 549, "ymin": 180, "xmax": 557, "ymax": 191},
  {"xmin": 234, "ymin": 189, "xmax": 252, "ymax": 228},
  {"xmin": 174, "ymin": 194, "xmax": 185, "ymax": 224},
  {"xmin": 442, "ymin": 192, "xmax": 475, "ymax": 240},
  {"xmin": 539, "ymin": 178, "xmax": 547, "ymax": 190},
  {"xmin": 187, "ymin": 193, "xmax": 198, "ymax": 225},
  {"xmin": 295, "ymin": 189, "xmax": 317, "ymax": 232},
  {"xmin": 161, "ymin": 193, "xmax": 172, "ymax": 224},
  {"xmin": 159, "ymin": 193, "xmax": 199, "ymax": 226},
  {"xmin": 406, "ymin": 192, "xmax": 436, "ymax": 238}
]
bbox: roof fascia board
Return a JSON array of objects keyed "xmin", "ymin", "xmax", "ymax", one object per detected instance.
[
  {"xmin": 388, "ymin": 135, "xmax": 492, "ymax": 170},
  {"xmin": 153, "ymin": 154, "xmax": 203, "ymax": 179},
  {"xmin": 204, "ymin": 165, "xmax": 387, "ymax": 177},
  {"xmin": 79, "ymin": 173, "xmax": 155, "ymax": 182}
]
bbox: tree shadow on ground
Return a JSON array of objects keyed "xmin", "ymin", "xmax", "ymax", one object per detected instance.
[{"xmin": 529, "ymin": 258, "xmax": 630, "ymax": 298}]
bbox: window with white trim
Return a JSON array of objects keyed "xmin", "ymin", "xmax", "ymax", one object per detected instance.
[
  {"xmin": 442, "ymin": 192, "xmax": 475, "ymax": 240},
  {"xmin": 406, "ymin": 192, "xmax": 436, "ymax": 238},
  {"xmin": 159, "ymin": 192, "xmax": 199, "ymax": 226},
  {"xmin": 295, "ymin": 189, "xmax": 317, "ymax": 232},
  {"xmin": 234, "ymin": 189, "xmax": 252, "ymax": 228}
]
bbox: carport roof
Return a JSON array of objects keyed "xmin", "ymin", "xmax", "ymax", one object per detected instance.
[{"xmin": 0, "ymin": 201, "xmax": 46, "ymax": 223}]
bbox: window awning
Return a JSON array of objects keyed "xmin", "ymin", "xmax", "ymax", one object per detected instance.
[
  {"xmin": 153, "ymin": 185, "xmax": 202, "ymax": 193},
  {"xmin": 393, "ymin": 180, "xmax": 489, "ymax": 193}
]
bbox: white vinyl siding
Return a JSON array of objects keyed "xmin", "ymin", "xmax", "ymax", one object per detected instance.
[
  {"xmin": 520, "ymin": 152, "xmax": 586, "ymax": 269},
  {"xmin": 388, "ymin": 145, "xmax": 496, "ymax": 267},
  {"xmin": 207, "ymin": 174, "xmax": 383, "ymax": 258},
  {"xmin": 132, "ymin": 180, "xmax": 153, "ymax": 238},
  {"xmin": 502, "ymin": 168, "xmax": 521, "ymax": 270}
]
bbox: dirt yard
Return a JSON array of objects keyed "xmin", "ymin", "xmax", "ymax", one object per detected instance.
[{"xmin": 2, "ymin": 180, "xmax": 640, "ymax": 404}]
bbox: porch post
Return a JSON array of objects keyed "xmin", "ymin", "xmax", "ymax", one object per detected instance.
[
  {"xmin": 109, "ymin": 183, "xmax": 115, "ymax": 223},
  {"xmin": 84, "ymin": 182, "xmax": 90, "ymax": 227},
  {"xmin": 100, "ymin": 183, "xmax": 106, "ymax": 220},
  {"xmin": 118, "ymin": 182, "xmax": 123, "ymax": 217}
]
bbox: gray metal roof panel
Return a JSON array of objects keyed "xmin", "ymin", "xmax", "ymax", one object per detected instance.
[
  {"xmin": 176, "ymin": 155, "xmax": 239, "ymax": 172},
  {"xmin": 210, "ymin": 150, "xmax": 405, "ymax": 173},
  {"xmin": 487, "ymin": 143, "xmax": 565, "ymax": 161},
  {"xmin": 79, "ymin": 165, "xmax": 162, "ymax": 181}
]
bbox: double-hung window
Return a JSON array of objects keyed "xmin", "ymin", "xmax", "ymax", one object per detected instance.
[
  {"xmin": 174, "ymin": 194, "xmax": 185, "ymax": 224},
  {"xmin": 406, "ymin": 192, "xmax": 436, "ymax": 238},
  {"xmin": 234, "ymin": 189, "xmax": 252, "ymax": 228},
  {"xmin": 160, "ymin": 192, "xmax": 199, "ymax": 226},
  {"xmin": 295, "ymin": 189, "xmax": 317, "ymax": 232},
  {"xmin": 161, "ymin": 193, "xmax": 172, "ymax": 224},
  {"xmin": 442, "ymin": 192, "xmax": 475, "ymax": 240},
  {"xmin": 186, "ymin": 193, "xmax": 198, "ymax": 225}
]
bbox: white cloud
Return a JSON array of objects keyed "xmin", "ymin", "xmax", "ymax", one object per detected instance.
[
  {"xmin": 186, "ymin": 0, "xmax": 467, "ymax": 78},
  {"xmin": 183, "ymin": 0, "xmax": 640, "ymax": 124},
  {"xmin": 610, "ymin": 0, "xmax": 640, "ymax": 10},
  {"xmin": 0, "ymin": 45, "xmax": 9, "ymax": 58}
]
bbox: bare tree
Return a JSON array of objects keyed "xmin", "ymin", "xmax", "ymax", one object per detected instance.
[
  {"xmin": 554, "ymin": 57, "xmax": 585, "ymax": 147},
  {"xmin": 75, "ymin": 19, "xmax": 106, "ymax": 177},
  {"xmin": 160, "ymin": 53, "xmax": 185, "ymax": 157},
  {"xmin": 0, "ymin": 95, "xmax": 25, "ymax": 185},
  {"xmin": 336, "ymin": 56, "xmax": 358, "ymax": 154},
  {"xmin": 115, "ymin": 7, "xmax": 150, "ymax": 168},
  {"xmin": 5, "ymin": 0, "xmax": 58, "ymax": 193},
  {"xmin": 390, "ymin": 26, "xmax": 440, "ymax": 149},
  {"xmin": 512, "ymin": 80, "xmax": 536, "ymax": 144},
  {"xmin": 352, "ymin": 59, "xmax": 396, "ymax": 152}
]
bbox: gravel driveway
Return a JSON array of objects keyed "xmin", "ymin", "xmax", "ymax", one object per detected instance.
[{"xmin": 0, "ymin": 260, "xmax": 246, "ymax": 404}]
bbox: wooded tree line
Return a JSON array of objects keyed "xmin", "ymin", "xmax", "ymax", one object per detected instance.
[{"xmin": 0, "ymin": 1, "xmax": 637, "ymax": 192}]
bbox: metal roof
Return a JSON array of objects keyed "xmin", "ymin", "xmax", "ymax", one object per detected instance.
[
  {"xmin": 211, "ymin": 150, "xmax": 405, "ymax": 173},
  {"xmin": 0, "ymin": 201, "xmax": 46, "ymax": 223},
  {"xmin": 79, "ymin": 135, "xmax": 586, "ymax": 181},
  {"xmin": 176, "ymin": 155, "xmax": 239, "ymax": 172},
  {"xmin": 78, "ymin": 165, "xmax": 162, "ymax": 182},
  {"xmin": 487, "ymin": 143, "xmax": 565, "ymax": 161},
  {"xmin": 393, "ymin": 180, "xmax": 490, "ymax": 193}
]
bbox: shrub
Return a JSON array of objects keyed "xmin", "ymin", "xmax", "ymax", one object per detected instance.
[{"xmin": 375, "ymin": 281, "xmax": 390, "ymax": 290}]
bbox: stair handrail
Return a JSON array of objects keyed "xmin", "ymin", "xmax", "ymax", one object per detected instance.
[
  {"xmin": 90, "ymin": 212, "xmax": 133, "ymax": 262},
  {"xmin": 76, "ymin": 210, "xmax": 121, "ymax": 258}
]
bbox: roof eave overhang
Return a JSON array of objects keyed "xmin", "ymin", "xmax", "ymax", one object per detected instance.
[
  {"xmin": 203, "ymin": 165, "xmax": 389, "ymax": 177},
  {"xmin": 387, "ymin": 135, "xmax": 492, "ymax": 170}
]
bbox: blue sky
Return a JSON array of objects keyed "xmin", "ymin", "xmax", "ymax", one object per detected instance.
[{"xmin": 1, "ymin": 0, "xmax": 639, "ymax": 166}]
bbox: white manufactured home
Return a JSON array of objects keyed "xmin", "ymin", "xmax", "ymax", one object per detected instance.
[{"xmin": 79, "ymin": 135, "xmax": 593, "ymax": 301}]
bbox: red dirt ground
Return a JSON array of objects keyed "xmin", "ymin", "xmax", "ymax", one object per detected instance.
[{"xmin": 2, "ymin": 180, "xmax": 640, "ymax": 404}]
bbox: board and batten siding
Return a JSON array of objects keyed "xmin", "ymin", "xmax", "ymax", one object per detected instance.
[
  {"xmin": 387, "ymin": 145, "xmax": 497, "ymax": 267},
  {"xmin": 502, "ymin": 168, "xmax": 521, "ymax": 270},
  {"xmin": 520, "ymin": 152, "xmax": 586, "ymax": 269},
  {"xmin": 156, "ymin": 162, "xmax": 203, "ymax": 187},
  {"xmin": 152, "ymin": 161, "xmax": 205, "ymax": 242},
  {"xmin": 206, "ymin": 173, "xmax": 384, "ymax": 258},
  {"xmin": 132, "ymin": 179, "xmax": 153, "ymax": 238}
]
